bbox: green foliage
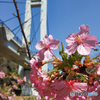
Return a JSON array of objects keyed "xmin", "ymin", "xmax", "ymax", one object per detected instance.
[
  {"xmin": 71, "ymin": 51, "xmax": 83, "ymax": 62},
  {"xmin": 58, "ymin": 42, "xmax": 67, "ymax": 60},
  {"xmin": 49, "ymin": 42, "xmax": 85, "ymax": 74}
]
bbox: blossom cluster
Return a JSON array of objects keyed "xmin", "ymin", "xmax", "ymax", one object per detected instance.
[
  {"xmin": 0, "ymin": 71, "xmax": 26, "ymax": 100},
  {"xmin": 30, "ymin": 25, "xmax": 100, "ymax": 100}
]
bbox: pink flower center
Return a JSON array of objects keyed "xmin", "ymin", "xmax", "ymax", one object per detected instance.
[
  {"xmin": 44, "ymin": 43, "xmax": 47, "ymax": 47},
  {"xmin": 44, "ymin": 43, "xmax": 49, "ymax": 50},
  {"xmin": 76, "ymin": 36, "xmax": 83, "ymax": 44}
]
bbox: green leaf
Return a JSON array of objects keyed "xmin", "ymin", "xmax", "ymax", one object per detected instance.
[
  {"xmin": 48, "ymin": 61, "xmax": 66, "ymax": 74},
  {"xmin": 78, "ymin": 54, "xmax": 84, "ymax": 61},
  {"xmin": 61, "ymin": 41, "xmax": 64, "ymax": 53},
  {"xmin": 58, "ymin": 46, "xmax": 61, "ymax": 55},
  {"xmin": 70, "ymin": 51, "xmax": 83, "ymax": 62}
]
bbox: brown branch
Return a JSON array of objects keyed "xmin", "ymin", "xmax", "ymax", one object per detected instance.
[{"xmin": 13, "ymin": 0, "xmax": 31, "ymax": 60}]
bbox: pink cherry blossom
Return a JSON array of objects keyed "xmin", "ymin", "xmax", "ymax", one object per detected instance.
[
  {"xmin": 87, "ymin": 85, "xmax": 95, "ymax": 92},
  {"xmin": 87, "ymin": 84, "xmax": 100, "ymax": 100},
  {"xmin": 0, "ymin": 93, "xmax": 4, "ymax": 99},
  {"xmin": 17, "ymin": 77, "xmax": 23, "ymax": 84},
  {"xmin": 35, "ymin": 34, "xmax": 60, "ymax": 60},
  {"xmin": 36, "ymin": 95, "xmax": 41, "ymax": 100},
  {"xmin": 12, "ymin": 92, "xmax": 16, "ymax": 97},
  {"xmin": 51, "ymin": 80, "xmax": 66, "ymax": 91},
  {"xmin": 13, "ymin": 85, "xmax": 17, "ymax": 89},
  {"xmin": 52, "ymin": 80, "xmax": 87, "ymax": 100},
  {"xmin": 8, "ymin": 96, "xmax": 13, "ymax": 100},
  {"xmin": 94, "ymin": 81, "xmax": 99, "ymax": 87},
  {"xmin": 8, "ymin": 88, "xmax": 12, "ymax": 91},
  {"xmin": 30, "ymin": 56, "xmax": 42, "ymax": 69},
  {"xmin": 23, "ymin": 76, "xmax": 26, "ymax": 82},
  {"xmin": 65, "ymin": 24, "xmax": 97, "ymax": 55},
  {"xmin": 72, "ymin": 95, "xmax": 87, "ymax": 100},
  {"xmin": 0, "ymin": 71, "xmax": 5, "ymax": 78}
]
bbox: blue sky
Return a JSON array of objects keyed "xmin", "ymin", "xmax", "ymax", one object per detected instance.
[{"xmin": 0, "ymin": 0, "xmax": 100, "ymax": 70}]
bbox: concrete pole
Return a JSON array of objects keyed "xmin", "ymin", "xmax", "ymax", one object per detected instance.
[
  {"xmin": 40, "ymin": 0, "xmax": 47, "ymax": 40},
  {"xmin": 40, "ymin": 0, "xmax": 48, "ymax": 72},
  {"xmin": 19, "ymin": 0, "xmax": 48, "ymax": 96},
  {"xmin": 19, "ymin": 0, "xmax": 32, "ymax": 96}
]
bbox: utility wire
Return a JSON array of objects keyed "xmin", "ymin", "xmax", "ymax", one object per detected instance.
[
  {"xmin": 15, "ymin": 28, "xmax": 21, "ymax": 35},
  {"xmin": 30, "ymin": 19, "xmax": 43, "ymax": 43},
  {"xmin": 29, "ymin": 13, "xmax": 36, "ymax": 53},
  {"xmin": 4, "ymin": 11, "xmax": 29, "ymax": 23},
  {"xmin": 26, "ymin": 10, "xmax": 42, "ymax": 38},
  {"xmin": 11, "ymin": 11, "xmax": 42, "ymax": 32},
  {"xmin": 26, "ymin": 10, "xmax": 43, "ymax": 23},
  {"xmin": 12, "ymin": 24, "xmax": 22, "ymax": 32}
]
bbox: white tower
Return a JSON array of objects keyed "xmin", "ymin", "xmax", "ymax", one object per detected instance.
[
  {"xmin": 18, "ymin": 0, "xmax": 48, "ymax": 96},
  {"xmin": 23, "ymin": 0, "xmax": 48, "ymax": 71}
]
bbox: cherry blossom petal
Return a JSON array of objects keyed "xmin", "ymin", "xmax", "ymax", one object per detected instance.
[
  {"xmin": 87, "ymin": 86, "xmax": 95, "ymax": 92},
  {"xmin": 78, "ymin": 32, "xmax": 88, "ymax": 40},
  {"xmin": 84, "ymin": 35, "xmax": 98, "ymax": 48},
  {"xmin": 94, "ymin": 81, "xmax": 99, "ymax": 87},
  {"xmin": 72, "ymin": 96, "xmax": 87, "ymax": 100},
  {"xmin": 77, "ymin": 43, "xmax": 91, "ymax": 55},
  {"xmin": 73, "ymin": 82, "xmax": 87, "ymax": 92},
  {"xmin": 48, "ymin": 35, "xmax": 53, "ymax": 41},
  {"xmin": 73, "ymin": 82, "xmax": 87, "ymax": 89},
  {"xmin": 30, "ymin": 58, "xmax": 35, "ymax": 67},
  {"xmin": 57, "ymin": 87, "xmax": 69, "ymax": 97},
  {"xmin": 35, "ymin": 41, "xmax": 44, "ymax": 50},
  {"xmin": 44, "ymin": 49, "xmax": 53, "ymax": 60},
  {"xmin": 0, "ymin": 71, "xmax": 5, "ymax": 78},
  {"xmin": 43, "ymin": 34, "xmax": 52, "ymax": 45},
  {"xmin": 37, "ymin": 49, "xmax": 46, "ymax": 60},
  {"xmin": 97, "ymin": 65, "xmax": 100, "ymax": 76},
  {"xmin": 50, "ymin": 39, "xmax": 60, "ymax": 50},
  {"xmin": 66, "ymin": 33, "xmax": 77, "ymax": 43},
  {"xmin": 79, "ymin": 24, "xmax": 89, "ymax": 35},
  {"xmin": 65, "ymin": 43, "xmax": 77, "ymax": 55},
  {"xmin": 54, "ymin": 96, "xmax": 65, "ymax": 100},
  {"xmin": 52, "ymin": 80, "xmax": 66, "ymax": 90}
]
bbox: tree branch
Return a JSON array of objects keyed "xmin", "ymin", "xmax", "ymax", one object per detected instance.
[{"xmin": 13, "ymin": 0, "xmax": 31, "ymax": 60}]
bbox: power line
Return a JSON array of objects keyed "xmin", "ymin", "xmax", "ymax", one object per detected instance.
[
  {"xmin": 15, "ymin": 27, "xmax": 21, "ymax": 35},
  {"xmin": 25, "ymin": 10, "xmax": 43, "ymax": 38},
  {"xmin": 4, "ymin": 11, "xmax": 29, "ymax": 23},
  {"xmin": 29, "ymin": 12, "xmax": 36, "ymax": 53},
  {"xmin": 30, "ymin": 19, "xmax": 43, "ymax": 43},
  {"xmin": 26, "ymin": 10, "xmax": 43, "ymax": 22},
  {"xmin": 11, "ymin": 11, "xmax": 42, "ymax": 32},
  {"xmin": 12, "ymin": 26, "xmax": 20, "ymax": 32}
]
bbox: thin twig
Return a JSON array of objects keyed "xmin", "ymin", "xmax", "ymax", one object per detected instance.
[{"xmin": 13, "ymin": 0, "xmax": 31, "ymax": 60}]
